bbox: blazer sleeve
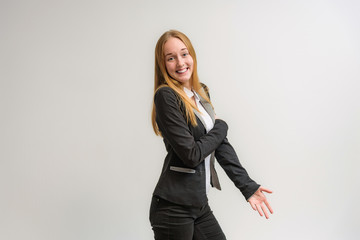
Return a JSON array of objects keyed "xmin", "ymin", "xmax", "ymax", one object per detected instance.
[
  {"xmin": 200, "ymin": 83, "xmax": 260, "ymax": 200},
  {"xmin": 155, "ymin": 87, "xmax": 228, "ymax": 168},
  {"xmin": 215, "ymin": 138, "xmax": 260, "ymax": 200}
]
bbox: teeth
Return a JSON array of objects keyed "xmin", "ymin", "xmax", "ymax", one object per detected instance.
[{"xmin": 177, "ymin": 68, "xmax": 187, "ymax": 73}]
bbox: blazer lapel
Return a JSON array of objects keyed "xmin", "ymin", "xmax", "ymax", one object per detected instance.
[
  {"xmin": 197, "ymin": 92, "xmax": 215, "ymax": 123},
  {"xmin": 193, "ymin": 109, "xmax": 207, "ymax": 128},
  {"xmin": 191, "ymin": 87, "xmax": 215, "ymax": 127},
  {"xmin": 196, "ymin": 89, "xmax": 221, "ymax": 190}
]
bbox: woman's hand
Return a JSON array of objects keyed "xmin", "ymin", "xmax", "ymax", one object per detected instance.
[{"xmin": 247, "ymin": 186, "xmax": 273, "ymax": 219}]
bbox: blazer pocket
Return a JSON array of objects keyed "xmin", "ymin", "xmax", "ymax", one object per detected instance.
[{"xmin": 170, "ymin": 166, "xmax": 196, "ymax": 174}]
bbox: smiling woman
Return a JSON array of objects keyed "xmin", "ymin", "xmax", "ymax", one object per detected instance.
[
  {"xmin": 149, "ymin": 30, "xmax": 273, "ymax": 240},
  {"xmin": 163, "ymin": 37, "xmax": 194, "ymax": 89}
]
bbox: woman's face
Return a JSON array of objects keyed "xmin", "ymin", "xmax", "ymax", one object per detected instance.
[{"xmin": 163, "ymin": 37, "xmax": 194, "ymax": 89}]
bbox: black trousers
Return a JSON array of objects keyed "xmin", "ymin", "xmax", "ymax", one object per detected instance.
[{"xmin": 149, "ymin": 196, "xmax": 227, "ymax": 240}]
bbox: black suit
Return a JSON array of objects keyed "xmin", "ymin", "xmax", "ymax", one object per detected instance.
[{"xmin": 152, "ymin": 86, "xmax": 260, "ymax": 207}]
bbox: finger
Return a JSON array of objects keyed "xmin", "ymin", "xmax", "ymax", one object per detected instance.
[
  {"xmin": 264, "ymin": 199, "xmax": 274, "ymax": 214},
  {"xmin": 260, "ymin": 203, "xmax": 269, "ymax": 219},
  {"xmin": 255, "ymin": 204, "xmax": 263, "ymax": 217},
  {"xmin": 249, "ymin": 201, "xmax": 256, "ymax": 211},
  {"xmin": 259, "ymin": 187, "xmax": 273, "ymax": 194}
]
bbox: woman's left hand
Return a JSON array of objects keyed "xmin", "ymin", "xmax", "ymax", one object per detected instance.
[{"xmin": 247, "ymin": 186, "xmax": 273, "ymax": 219}]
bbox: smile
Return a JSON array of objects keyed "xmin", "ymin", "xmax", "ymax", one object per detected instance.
[{"xmin": 176, "ymin": 68, "xmax": 188, "ymax": 74}]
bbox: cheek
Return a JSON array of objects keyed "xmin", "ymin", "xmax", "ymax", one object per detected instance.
[
  {"xmin": 188, "ymin": 58, "xmax": 194, "ymax": 68},
  {"xmin": 165, "ymin": 63, "xmax": 176, "ymax": 78},
  {"xmin": 165, "ymin": 62, "xmax": 173, "ymax": 72}
]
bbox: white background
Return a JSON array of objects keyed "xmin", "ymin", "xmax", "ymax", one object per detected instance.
[{"xmin": 1, "ymin": 0, "xmax": 359, "ymax": 239}]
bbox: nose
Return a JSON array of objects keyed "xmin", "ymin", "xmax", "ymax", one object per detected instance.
[{"xmin": 176, "ymin": 57, "xmax": 185, "ymax": 67}]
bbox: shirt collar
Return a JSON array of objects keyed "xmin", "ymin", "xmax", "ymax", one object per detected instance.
[{"xmin": 183, "ymin": 87, "xmax": 200, "ymax": 101}]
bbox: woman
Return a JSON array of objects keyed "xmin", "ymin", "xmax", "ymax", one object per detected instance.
[{"xmin": 150, "ymin": 30, "xmax": 273, "ymax": 240}]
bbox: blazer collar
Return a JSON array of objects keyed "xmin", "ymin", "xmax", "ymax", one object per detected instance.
[{"xmin": 183, "ymin": 87, "xmax": 215, "ymax": 124}]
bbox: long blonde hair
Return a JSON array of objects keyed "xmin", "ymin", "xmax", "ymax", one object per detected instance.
[{"xmin": 151, "ymin": 30, "xmax": 212, "ymax": 136}]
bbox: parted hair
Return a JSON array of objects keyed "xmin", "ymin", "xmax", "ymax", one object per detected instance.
[{"xmin": 151, "ymin": 30, "xmax": 212, "ymax": 136}]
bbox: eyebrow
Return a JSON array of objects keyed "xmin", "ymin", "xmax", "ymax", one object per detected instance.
[{"xmin": 165, "ymin": 48, "xmax": 188, "ymax": 57}]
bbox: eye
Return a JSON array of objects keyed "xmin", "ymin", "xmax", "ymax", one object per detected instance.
[
  {"xmin": 167, "ymin": 57, "xmax": 174, "ymax": 61},
  {"xmin": 182, "ymin": 52, "xmax": 189, "ymax": 57}
]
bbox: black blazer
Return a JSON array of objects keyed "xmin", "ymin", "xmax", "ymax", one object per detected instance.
[{"xmin": 153, "ymin": 86, "xmax": 260, "ymax": 207}]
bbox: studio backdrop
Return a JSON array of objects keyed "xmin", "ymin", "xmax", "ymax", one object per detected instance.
[{"xmin": 1, "ymin": 0, "xmax": 359, "ymax": 239}]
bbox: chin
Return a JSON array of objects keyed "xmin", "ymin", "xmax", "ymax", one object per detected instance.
[{"xmin": 177, "ymin": 78, "xmax": 191, "ymax": 84}]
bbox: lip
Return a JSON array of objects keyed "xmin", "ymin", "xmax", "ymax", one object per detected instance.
[{"xmin": 176, "ymin": 67, "xmax": 189, "ymax": 74}]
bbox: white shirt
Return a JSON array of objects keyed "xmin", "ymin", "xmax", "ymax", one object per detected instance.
[{"xmin": 184, "ymin": 87, "xmax": 214, "ymax": 193}]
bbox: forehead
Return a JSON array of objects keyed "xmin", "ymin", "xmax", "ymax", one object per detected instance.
[{"xmin": 163, "ymin": 37, "xmax": 187, "ymax": 54}]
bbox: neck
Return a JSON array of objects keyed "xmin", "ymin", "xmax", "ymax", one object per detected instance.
[{"xmin": 182, "ymin": 82, "xmax": 192, "ymax": 90}]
